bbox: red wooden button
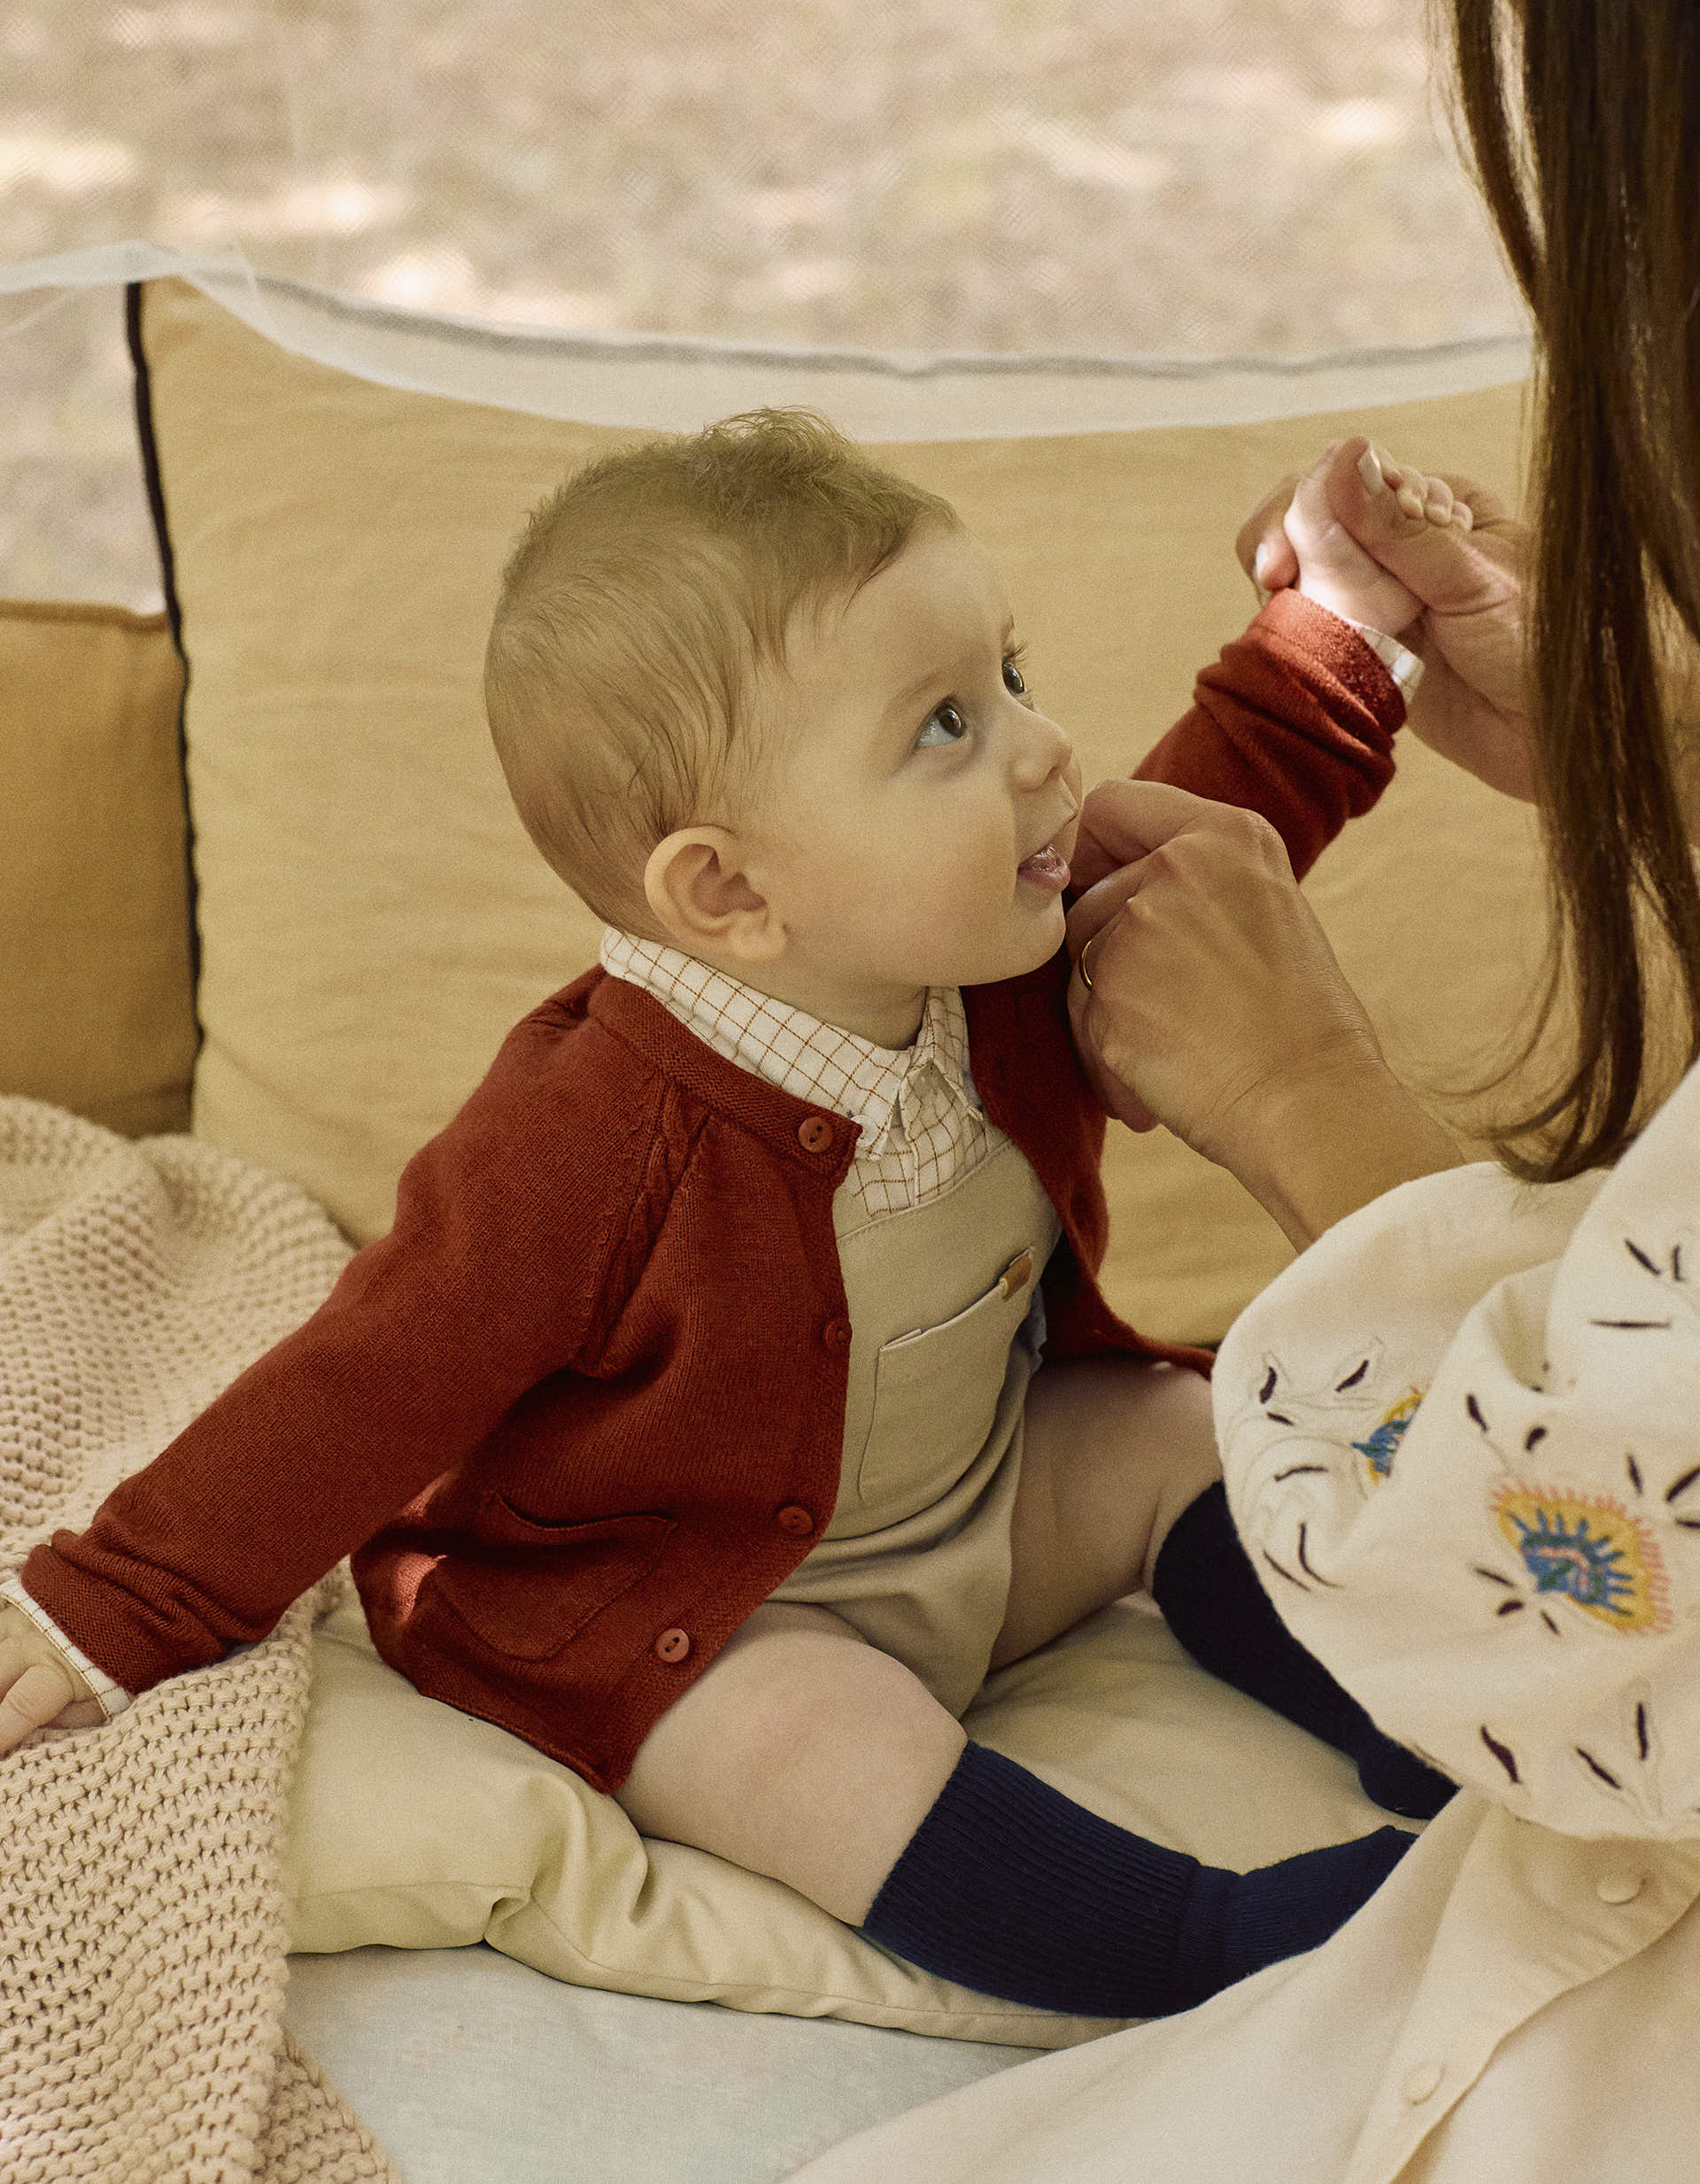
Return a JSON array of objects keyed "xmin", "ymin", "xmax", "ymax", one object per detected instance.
[
  {"xmin": 797, "ymin": 1117, "xmax": 834, "ymax": 1154},
  {"xmin": 653, "ymin": 1627, "xmax": 692, "ymax": 1663},
  {"xmin": 822, "ymin": 1317, "xmax": 852, "ymax": 1352},
  {"xmin": 776, "ymin": 1504, "xmax": 815, "ymax": 1535}
]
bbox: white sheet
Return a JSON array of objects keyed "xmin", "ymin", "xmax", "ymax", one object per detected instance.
[{"xmin": 282, "ymin": 1944, "xmax": 1041, "ymax": 2183}]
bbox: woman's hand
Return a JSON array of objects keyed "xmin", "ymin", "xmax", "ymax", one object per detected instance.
[
  {"xmin": 1240, "ymin": 436, "xmax": 1536, "ymax": 802},
  {"xmin": 1067, "ymin": 781, "xmax": 1386, "ymax": 1159},
  {"xmin": 1067, "ymin": 778, "xmax": 1463, "ymax": 1247}
]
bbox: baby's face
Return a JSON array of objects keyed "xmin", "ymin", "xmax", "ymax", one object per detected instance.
[{"xmin": 737, "ymin": 519, "xmax": 1081, "ymax": 1046}]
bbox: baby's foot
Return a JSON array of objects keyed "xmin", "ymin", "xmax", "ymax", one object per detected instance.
[{"xmin": 1279, "ymin": 438, "xmax": 1473, "ymax": 637}]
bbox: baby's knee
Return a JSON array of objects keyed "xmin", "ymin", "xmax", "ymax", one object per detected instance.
[
  {"xmin": 616, "ymin": 1602, "xmax": 871, "ymax": 1817},
  {"xmin": 614, "ymin": 1603, "xmax": 962, "ymax": 1921},
  {"xmin": 709, "ymin": 1602, "xmax": 910, "ymax": 1773}
]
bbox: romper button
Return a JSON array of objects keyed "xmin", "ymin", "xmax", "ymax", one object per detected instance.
[
  {"xmin": 777, "ymin": 1504, "xmax": 815, "ymax": 1536},
  {"xmin": 653, "ymin": 1627, "xmax": 692, "ymax": 1663},
  {"xmin": 823, "ymin": 1317, "xmax": 852, "ymax": 1353},
  {"xmin": 1596, "ymin": 1871, "xmax": 1643, "ymax": 1904},
  {"xmin": 798, "ymin": 1116, "xmax": 834, "ymax": 1154},
  {"xmin": 1400, "ymin": 2061, "xmax": 1443, "ymax": 2105}
]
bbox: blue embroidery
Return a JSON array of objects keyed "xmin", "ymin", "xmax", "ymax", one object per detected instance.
[
  {"xmin": 1493, "ymin": 1489, "xmax": 1667, "ymax": 1630},
  {"xmin": 1351, "ymin": 1388, "xmax": 1423, "ymax": 1483}
]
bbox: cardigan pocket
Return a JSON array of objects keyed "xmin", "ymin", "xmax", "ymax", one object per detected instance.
[{"xmin": 429, "ymin": 1505, "xmax": 677, "ymax": 1662}]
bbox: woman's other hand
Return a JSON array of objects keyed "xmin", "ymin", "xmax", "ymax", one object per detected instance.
[
  {"xmin": 1067, "ymin": 778, "xmax": 1463, "ymax": 1247},
  {"xmin": 1240, "ymin": 436, "xmax": 1536, "ymax": 802},
  {"xmin": 1066, "ymin": 780, "xmax": 1385, "ymax": 1160}
]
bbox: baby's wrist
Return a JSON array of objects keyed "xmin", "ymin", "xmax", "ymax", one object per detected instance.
[
  {"xmin": 1329, "ymin": 614, "xmax": 1426, "ymax": 705},
  {"xmin": 1268, "ymin": 589, "xmax": 1426, "ymax": 705}
]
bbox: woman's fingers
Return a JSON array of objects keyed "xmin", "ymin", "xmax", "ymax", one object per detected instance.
[
  {"xmin": 1064, "ymin": 776, "xmax": 1229, "ymax": 903},
  {"xmin": 1063, "ymin": 794, "xmax": 1387, "ymax": 1173},
  {"xmin": 1235, "ymin": 472, "xmax": 1303, "ymax": 595},
  {"xmin": 1239, "ymin": 440, "xmax": 1501, "ymax": 607},
  {"xmin": 1069, "ymin": 903, "xmax": 1159, "ymax": 1133},
  {"xmin": 1327, "ymin": 444, "xmax": 1515, "ymax": 616}
]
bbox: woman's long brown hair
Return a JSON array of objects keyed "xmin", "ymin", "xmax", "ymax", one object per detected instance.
[{"xmin": 1445, "ymin": 0, "xmax": 1700, "ymax": 1179}]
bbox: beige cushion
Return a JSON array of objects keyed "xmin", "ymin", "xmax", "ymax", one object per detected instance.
[
  {"xmin": 139, "ymin": 273, "xmax": 1544, "ymax": 1343},
  {"xmin": 0, "ymin": 598, "xmax": 196, "ymax": 1138},
  {"xmin": 283, "ymin": 1576, "xmax": 1395, "ymax": 2046}
]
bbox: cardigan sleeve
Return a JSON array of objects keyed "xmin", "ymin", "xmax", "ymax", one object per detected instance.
[
  {"xmin": 1213, "ymin": 1053, "xmax": 1700, "ymax": 1841},
  {"xmin": 19, "ymin": 1007, "xmax": 657, "ymax": 1698},
  {"xmin": 1132, "ymin": 587, "xmax": 1405, "ymax": 882}
]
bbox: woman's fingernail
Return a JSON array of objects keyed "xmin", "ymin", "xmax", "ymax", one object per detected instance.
[
  {"xmin": 1254, "ymin": 541, "xmax": 1275, "ymax": 583},
  {"xmin": 1357, "ymin": 444, "xmax": 1386, "ymax": 495}
]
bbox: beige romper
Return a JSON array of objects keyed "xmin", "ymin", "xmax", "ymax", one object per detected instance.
[{"xmin": 768, "ymin": 1133, "xmax": 1062, "ymax": 1718}]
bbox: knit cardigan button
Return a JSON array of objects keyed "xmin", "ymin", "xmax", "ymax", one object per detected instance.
[
  {"xmin": 776, "ymin": 1504, "xmax": 815, "ymax": 1535},
  {"xmin": 822, "ymin": 1317, "xmax": 852, "ymax": 1353},
  {"xmin": 653, "ymin": 1627, "xmax": 692, "ymax": 1663},
  {"xmin": 797, "ymin": 1116, "xmax": 834, "ymax": 1154}
]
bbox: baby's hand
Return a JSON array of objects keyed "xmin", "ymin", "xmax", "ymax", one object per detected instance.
[
  {"xmin": 0, "ymin": 1601, "xmax": 103, "ymax": 1756},
  {"xmin": 1277, "ymin": 439, "xmax": 1473, "ymax": 637}
]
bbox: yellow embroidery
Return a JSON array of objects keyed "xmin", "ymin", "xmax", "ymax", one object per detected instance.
[{"xmin": 1490, "ymin": 1484, "xmax": 1672, "ymax": 1634}]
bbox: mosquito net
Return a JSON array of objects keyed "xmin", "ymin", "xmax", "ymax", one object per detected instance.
[{"xmin": 0, "ymin": 0, "xmax": 1526, "ymax": 611}]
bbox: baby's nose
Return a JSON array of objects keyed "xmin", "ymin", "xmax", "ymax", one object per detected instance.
[{"xmin": 1016, "ymin": 708, "xmax": 1075, "ymax": 783}]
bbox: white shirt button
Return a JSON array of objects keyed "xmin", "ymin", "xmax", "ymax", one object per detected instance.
[
  {"xmin": 1401, "ymin": 2061, "xmax": 1444, "ymax": 2105},
  {"xmin": 1596, "ymin": 1871, "xmax": 1644, "ymax": 1905}
]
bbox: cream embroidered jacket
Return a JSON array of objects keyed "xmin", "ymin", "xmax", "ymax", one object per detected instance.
[{"xmin": 1219, "ymin": 1055, "xmax": 1700, "ymax": 1841}]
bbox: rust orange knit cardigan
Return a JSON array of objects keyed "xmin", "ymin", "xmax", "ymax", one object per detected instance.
[{"xmin": 25, "ymin": 592, "xmax": 1402, "ymax": 1792}]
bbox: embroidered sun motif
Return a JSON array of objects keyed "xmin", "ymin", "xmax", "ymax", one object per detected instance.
[
  {"xmin": 1489, "ymin": 1484, "xmax": 1673, "ymax": 1634},
  {"xmin": 1351, "ymin": 1386, "xmax": 1424, "ymax": 1486}
]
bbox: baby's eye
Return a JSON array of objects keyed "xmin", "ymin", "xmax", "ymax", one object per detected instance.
[
  {"xmin": 1003, "ymin": 655, "xmax": 1028, "ymax": 698},
  {"xmin": 916, "ymin": 702, "xmax": 968, "ymax": 750}
]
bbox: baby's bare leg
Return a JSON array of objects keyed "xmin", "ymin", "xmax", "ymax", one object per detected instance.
[
  {"xmin": 991, "ymin": 1358, "xmax": 1218, "ymax": 1671},
  {"xmin": 619, "ymin": 1591, "xmax": 1416, "ymax": 2018},
  {"xmin": 614, "ymin": 1601, "xmax": 966, "ymax": 1925}
]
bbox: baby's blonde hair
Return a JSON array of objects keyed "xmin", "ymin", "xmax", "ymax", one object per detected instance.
[{"xmin": 483, "ymin": 406, "xmax": 960, "ymax": 933}]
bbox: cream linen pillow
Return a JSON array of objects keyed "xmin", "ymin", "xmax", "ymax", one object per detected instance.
[
  {"xmin": 284, "ymin": 1573, "xmax": 1395, "ymax": 2047},
  {"xmin": 0, "ymin": 599, "xmax": 196, "ymax": 1138},
  {"xmin": 134, "ymin": 274, "xmax": 1545, "ymax": 1347}
]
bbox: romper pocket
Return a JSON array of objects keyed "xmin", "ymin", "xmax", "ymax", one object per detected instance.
[
  {"xmin": 856, "ymin": 1248, "xmax": 1041, "ymax": 1513},
  {"xmin": 429, "ymin": 1503, "xmax": 677, "ymax": 1662}
]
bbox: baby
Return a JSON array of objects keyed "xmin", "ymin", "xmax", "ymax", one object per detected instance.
[{"xmin": 0, "ymin": 412, "xmax": 1471, "ymax": 2023}]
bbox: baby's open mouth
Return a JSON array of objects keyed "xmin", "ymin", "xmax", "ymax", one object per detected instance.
[{"xmin": 1016, "ymin": 844, "xmax": 1070, "ymax": 892}]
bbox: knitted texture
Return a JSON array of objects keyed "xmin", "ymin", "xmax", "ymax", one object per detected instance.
[{"xmin": 0, "ymin": 1097, "xmax": 401, "ymax": 2184}]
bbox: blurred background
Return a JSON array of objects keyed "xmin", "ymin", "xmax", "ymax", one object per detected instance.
[{"xmin": 1, "ymin": 0, "xmax": 1524, "ymax": 612}]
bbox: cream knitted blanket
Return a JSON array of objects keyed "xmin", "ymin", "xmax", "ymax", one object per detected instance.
[{"xmin": 0, "ymin": 1098, "xmax": 403, "ymax": 2182}]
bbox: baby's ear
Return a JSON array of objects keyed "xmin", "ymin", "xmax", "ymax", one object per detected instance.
[{"xmin": 643, "ymin": 828, "xmax": 781, "ymax": 961}]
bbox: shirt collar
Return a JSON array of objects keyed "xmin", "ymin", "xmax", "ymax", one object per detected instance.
[{"xmin": 598, "ymin": 929, "xmax": 979, "ymax": 1146}]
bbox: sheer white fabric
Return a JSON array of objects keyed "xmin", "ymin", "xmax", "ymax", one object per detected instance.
[{"xmin": 1, "ymin": 4, "xmax": 1526, "ymax": 609}]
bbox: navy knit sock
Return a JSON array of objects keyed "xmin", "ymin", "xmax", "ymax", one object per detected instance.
[
  {"xmin": 859, "ymin": 1739, "xmax": 1411, "ymax": 2019},
  {"xmin": 1151, "ymin": 1481, "xmax": 1455, "ymax": 1821}
]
